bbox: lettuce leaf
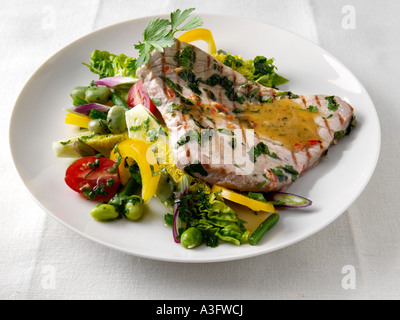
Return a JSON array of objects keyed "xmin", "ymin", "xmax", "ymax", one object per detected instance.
[
  {"xmin": 184, "ymin": 187, "xmax": 250, "ymax": 247},
  {"xmin": 213, "ymin": 51, "xmax": 289, "ymax": 89},
  {"xmin": 83, "ymin": 50, "xmax": 138, "ymax": 79}
]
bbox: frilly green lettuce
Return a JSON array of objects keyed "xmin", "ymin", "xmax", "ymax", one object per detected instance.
[
  {"xmin": 83, "ymin": 50, "xmax": 137, "ymax": 79},
  {"xmin": 187, "ymin": 187, "xmax": 250, "ymax": 247}
]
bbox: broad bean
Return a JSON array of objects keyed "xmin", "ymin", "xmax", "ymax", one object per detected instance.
[
  {"xmin": 88, "ymin": 119, "xmax": 109, "ymax": 134},
  {"xmin": 90, "ymin": 204, "xmax": 119, "ymax": 222},
  {"xmin": 181, "ymin": 227, "xmax": 203, "ymax": 249},
  {"xmin": 85, "ymin": 86, "xmax": 111, "ymax": 104},
  {"xmin": 124, "ymin": 196, "xmax": 144, "ymax": 221},
  {"xmin": 70, "ymin": 86, "xmax": 89, "ymax": 101},
  {"xmin": 107, "ymin": 105, "xmax": 126, "ymax": 133}
]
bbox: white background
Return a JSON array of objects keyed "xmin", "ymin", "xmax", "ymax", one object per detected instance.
[{"xmin": 1, "ymin": 0, "xmax": 399, "ymax": 299}]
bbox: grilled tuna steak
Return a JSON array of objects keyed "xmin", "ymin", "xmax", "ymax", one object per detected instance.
[{"xmin": 136, "ymin": 39, "xmax": 355, "ymax": 192}]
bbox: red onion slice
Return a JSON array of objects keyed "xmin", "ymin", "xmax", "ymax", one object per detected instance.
[
  {"xmin": 93, "ymin": 77, "xmax": 137, "ymax": 88},
  {"xmin": 73, "ymin": 103, "xmax": 110, "ymax": 116},
  {"xmin": 172, "ymin": 175, "xmax": 190, "ymax": 243}
]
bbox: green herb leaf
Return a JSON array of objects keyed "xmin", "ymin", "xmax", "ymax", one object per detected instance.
[
  {"xmin": 308, "ymin": 105, "xmax": 318, "ymax": 113},
  {"xmin": 325, "ymin": 96, "xmax": 339, "ymax": 112},
  {"xmin": 184, "ymin": 162, "xmax": 208, "ymax": 177},
  {"xmin": 248, "ymin": 192, "xmax": 267, "ymax": 202},
  {"xmin": 134, "ymin": 8, "xmax": 203, "ymax": 68},
  {"xmin": 249, "ymin": 142, "xmax": 279, "ymax": 163}
]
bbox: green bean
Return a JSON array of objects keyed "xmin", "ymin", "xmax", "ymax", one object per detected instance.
[
  {"xmin": 181, "ymin": 227, "xmax": 203, "ymax": 249},
  {"xmin": 248, "ymin": 213, "xmax": 280, "ymax": 246},
  {"xmin": 111, "ymin": 92, "xmax": 130, "ymax": 111},
  {"xmin": 89, "ymin": 108, "xmax": 107, "ymax": 120},
  {"xmin": 107, "ymin": 105, "xmax": 126, "ymax": 133},
  {"xmin": 90, "ymin": 204, "xmax": 119, "ymax": 222},
  {"xmin": 124, "ymin": 196, "xmax": 144, "ymax": 221},
  {"xmin": 164, "ymin": 213, "xmax": 173, "ymax": 227},
  {"xmin": 85, "ymin": 86, "xmax": 112, "ymax": 104}
]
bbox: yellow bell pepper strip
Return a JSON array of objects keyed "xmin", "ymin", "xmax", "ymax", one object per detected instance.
[
  {"xmin": 110, "ymin": 138, "xmax": 161, "ymax": 203},
  {"xmin": 65, "ymin": 112, "xmax": 91, "ymax": 129},
  {"xmin": 211, "ymin": 185, "xmax": 277, "ymax": 213},
  {"xmin": 178, "ymin": 28, "xmax": 216, "ymax": 55}
]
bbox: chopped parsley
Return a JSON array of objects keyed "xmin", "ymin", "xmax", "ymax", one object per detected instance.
[
  {"xmin": 176, "ymin": 129, "xmax": 201, "ymax": 148},
  {"xmin": 248, "ymin": 192, "xmax": 267, "ymax": 202},
  {"xmin": 129, "ymin": 124, "xmax": 142, "ymax": 131},
  {"xmin": 308, "ymin": 105, "xmax": 318, "ymax": 113},
  {"xmin": 82, "ymin": 183, "xmax": 108, "ymax": 200},
  {"xmin": 59, "ymin": 140, "xmax": 71, "ymax": 146},
  {"xmin": 107, "ymin": 178, "xmax": 116, "ymax": 187},
  {"xmin": 160, "ymin": 76, "xmax": 194, "ymax": 105},
  {"xmin": 166, "ymin": 103, "xmax": 192, "ymax": 115},
  {"xmin": 184, "ymin": 162, "xmax": 208, "ymax": 177},
  {"xmin": 270, "ymin": 168, "xmax": 288, "ymax": 183},
  {"xmin": 205, "ymin": 73, "xmax": 246, "ymax": 104},
  {"xmin": 78, "ymin": 134, "xmax": 95, "ymax": 143},
  {"xmin": 277, "ymin": 165, "xmax": 299, "ymax": 182},
  {"xmin": 325, "ymin": 96, "xmax": 339, "ymax": 112},
  {"xmin": 249, "ymin": 142, "xmax": 279, "ymax": 163},
  {"xmin": 108, "ymin": 147, "xmax": 122, "ymax": 174},
  {"xmin": 151, "ymin": 98, "xmax": 162, "ymax": 106},
  {"xmin": 174, "ymin": 46, "xmax": 196, "ymax": 70},
  {"xmin": 276, "ymin": 91, "xmax": 299, "ymax": 99},
  {"xmin": 218, "ymin": 128, "xmax": 234, "ymax": 136}
]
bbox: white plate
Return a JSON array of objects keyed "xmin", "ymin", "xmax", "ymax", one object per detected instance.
[{"xmin": 9, "ymin": 14, "xmax": 380, "ymax": 263}]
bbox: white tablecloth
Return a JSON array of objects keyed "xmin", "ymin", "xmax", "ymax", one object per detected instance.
[{"xmin": 1, "ymin": 0, "xmax": 399, "ymax": 300}]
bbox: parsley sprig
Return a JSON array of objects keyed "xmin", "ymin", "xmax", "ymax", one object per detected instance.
[{"xmin": 134, "ymin": 8, "xmax": 203, "ymax": 68}]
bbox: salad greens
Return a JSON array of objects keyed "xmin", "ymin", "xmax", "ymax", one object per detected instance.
[
  {"xmin": 82, "ymin": 50, "xmax": 138, "ymax": 101},
  {"xmin": 83, "ymin": 50, "xmax": 137, "ymax": 79},
  {"xmin": 214, "ymin": 51, "xmax": 289, "ymax": 89},
  {"xmin": 165, "ymin": 174, "xmax": 250, "ymax": 247}
]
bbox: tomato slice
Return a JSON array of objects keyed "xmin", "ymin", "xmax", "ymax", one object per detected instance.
[
  {"xmin": 127, "ymin": 80, "xmax": 156, "ymax": 112},
  {"xmin": 65, "ymin": 156, "xmax": 121, "ymax": 202},
  {"xmin": 127, "ymin": 80, "xmax": 163, "ymax": 121}
]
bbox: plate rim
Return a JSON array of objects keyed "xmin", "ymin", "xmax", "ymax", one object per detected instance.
[{"xmin": 9, "ymin": 13, "xmax": 381, "ymax": 263}]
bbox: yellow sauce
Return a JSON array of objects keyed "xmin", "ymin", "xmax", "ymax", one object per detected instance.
[{"xmin": 241, "ymin": 99, "xmax": 322, "ymax": 152}]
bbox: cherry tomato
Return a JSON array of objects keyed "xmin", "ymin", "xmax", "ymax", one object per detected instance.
[
  {"xmin": 127, "ymin": 80, "xmax": 163, "ymax": 122},
  {"xmin": 65, "ymin": 156, "xmax": 120, "ymax": 202},
  {"xmin": 127, "ymin": 80, "xmax": 156, "ymax": 112}
]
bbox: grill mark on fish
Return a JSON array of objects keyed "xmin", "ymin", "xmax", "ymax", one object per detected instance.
[
  {"xmin": 338, "ymin": 113, "xmax": 345, "ymax": 125},
  {"xmin": 302, "ymin": 97, "xmax": 307, "ymax": 107},
  {"xmin": 306, "ymin": 149, "xmax": 312, "ymax": 160},
  {"xmin": 257, "ymin": 84, "xmax": 262, "ymax": 103},
  {"xmin": 315, "ymin": 95, "xmax": 321, "ymax": 107},
  {"xmin": 291, "ymin": 151, "xmax": 298, "ymax": 165},
  {"xmin": 160, "ymin": 51, "xmax": 168, "ymax": 97},
  {"xmin": 232, "ymin": 72, "xmax": 237, "ymax": 113},
  {"xmin": 323, "ymin": 118, "xmax": 333, "ymax": 138},
  {"xmin": 206, "ymin": 54, "xmax": 211, "ymax": 70}
]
